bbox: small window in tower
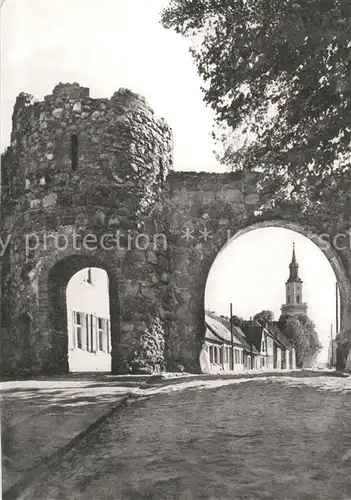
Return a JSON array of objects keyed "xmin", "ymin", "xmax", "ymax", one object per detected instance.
[
  {"xmin": 287, "ymin": 296, "xmax": 290, "ymax": 303},
  {"xmin": 297, "ymin": 295, "xmax": 300, "ymax": 303},
  {"xmin": 87, "ymin": 268, "xmax": 92, "ymax": 284},
  {"xmin": 71, "ymin": 134, "xmax": 79, "ymax": 171},
  {"xmin": 25, "ymin": 178, "xmax": 30, "ymax": 190},
  {"xmin": 159, "ymin": 158, "xmax": 164, "ymax": 188}
]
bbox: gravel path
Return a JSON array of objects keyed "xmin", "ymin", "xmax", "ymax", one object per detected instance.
[
  {"xmin": 1, "ymin": 380, "xmax": 132, "ymax": 491},
  {"xmin": 18, "ymin": 376, "xmax": 351, "ymax": 500}
]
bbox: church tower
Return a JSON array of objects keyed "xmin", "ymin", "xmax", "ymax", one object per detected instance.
[{"xmin": 281, "ymin": 243, "xmax": 308, "ymax": 317}]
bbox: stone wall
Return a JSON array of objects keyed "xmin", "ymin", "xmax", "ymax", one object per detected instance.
[{"xmin": 1, "ymin": 83, "xmax": 350, "ymax": 376}]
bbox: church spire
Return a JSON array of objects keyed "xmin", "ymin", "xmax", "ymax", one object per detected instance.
[
  {"xmin": 287, "ymin": 243, "xmax": 302, "ymax": 283},
  {"xmin": 281, "ymin": 242, "xmax": 307, "ymax": 317}
]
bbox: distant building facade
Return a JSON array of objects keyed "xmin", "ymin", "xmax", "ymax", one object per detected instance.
[
  {"xmin": 245, "ymin": 321, "xmax": 296, "ymax": 371},
  {"xmin": 281, "ymin": 244, "xmax": 308, "ymax": 318},
  {"xmin": 201, "ymin": 311, "xmax": 249, "ymax": 373},
  {"xmin": 201, "ymin": 311, "xmax": 296, "ymax": 374}
]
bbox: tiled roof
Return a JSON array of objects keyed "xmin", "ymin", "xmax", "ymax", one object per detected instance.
[
  {"xmin": 215, "ymin": 314, "xmax": 254, "ymax": 352},
  {"xmin": 205, "ymin": 311, "xmax": 243, "ymax": 347},
  {"xmin": 270, "ymin": 323, "xmax": 294, "ymax": 351},
  {"xmin": 245, "ymin": 325, "xmax": 263, "ymax": 352},
  {"xmin": 205, "ymin": 327, "xmax": 224, "ymax": 343},
  {"xmin": 205, "ymin": 312, "xmax": 295, "ymax": 355},
  {"xmin": 205, "ymin": 311, "xmax": 258, "ymax": 353}
]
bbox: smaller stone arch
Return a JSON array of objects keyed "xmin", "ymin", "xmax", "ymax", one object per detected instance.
[{"xmin": 37, "ymin": 248, "xmax": 121, "ymax": 374}]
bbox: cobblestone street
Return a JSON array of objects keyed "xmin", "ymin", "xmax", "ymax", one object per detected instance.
[
  {"xmin": 17, "ymin": 375, "xmax": 351, "ymax": 500},
  {"xmin": 1, "ymin": 378, "xmax": 139, "ymax": 492}
]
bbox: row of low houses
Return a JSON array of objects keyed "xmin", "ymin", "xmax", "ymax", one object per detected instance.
[{"xmin": 200, "ymin": 310, "xmax": 296, "ymax": 374}]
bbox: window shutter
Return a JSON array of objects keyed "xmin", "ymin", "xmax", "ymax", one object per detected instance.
[
  {"xmin": 85, "ymin": 313, "xmax": 89, "ymax": 351},
  {"xmin": 92, "ymin": 314, "xmax": 97, "ymax": 352},
  {"xmin": 101, "ymin": 318, "xmax": 106, "ymax": 352},
  {"xmin": 94, "ymin": 316, "xmax": 98, "ymax": 352},
  {"xmin": 71, "ymin": 311, "xmax": 76, "ymax": 349},
  {"xmin": 106, "ymin": 319, "xmax": 111, "ymax": 353}
]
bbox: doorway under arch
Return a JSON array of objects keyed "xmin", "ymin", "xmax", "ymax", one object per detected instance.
[
  {"xmin": 40, "ymin": 253, "xmax": 120, "ymax": 374},
  {"xmin": 66, "ymin": 267, "xmax": 111, "ymax": 372}
]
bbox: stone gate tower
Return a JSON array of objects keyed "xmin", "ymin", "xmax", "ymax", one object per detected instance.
[
  {"xmin": 1, "ymin": 82, "xmax": 351, "ymax": 376},
  {"xmin": 281, "ymin": 243, "xmax": 308, "ymax": 317},
  {"xmin": 0, "ymin": 83, "xmax": 173, "ymax": 376}
]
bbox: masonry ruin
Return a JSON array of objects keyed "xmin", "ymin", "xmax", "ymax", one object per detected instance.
[{"xmin": 1, "ymin": 83, "xmax": 350, "ymax": 377}]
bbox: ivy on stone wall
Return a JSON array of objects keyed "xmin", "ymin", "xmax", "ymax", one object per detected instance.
[{"xmin": 126, "ymin": 317, "xmax": 166, "ymax": 374}]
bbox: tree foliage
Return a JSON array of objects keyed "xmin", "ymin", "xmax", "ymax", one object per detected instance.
[
  {"xmin": 162, "ymin": 0, "xmax": 351, "ymax": 224},
  {"xmin": 277, "ymin": 313, "xmax": 291, "ymax": 331},
  {"xmin": 231, "ymin": 314, "xmax": 244, "ymax": 327},
  {"xmin": 253, "ymin": 310, "xmax": 274, "ymax": 325},
  {"xmin": 280, "ymin": 314, "xmax": 322, "ymax": 367}
]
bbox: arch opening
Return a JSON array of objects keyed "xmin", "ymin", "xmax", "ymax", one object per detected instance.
[
  {"xmin": 44, "ymin": 254, "xmax": 119, "ymax": 374},
  {"xmin": 202, "ymin": 221, "xmax": 348, "ymax": 373}
]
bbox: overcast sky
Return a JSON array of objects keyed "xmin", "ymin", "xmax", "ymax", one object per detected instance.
[{"xmin": 2, "ymin": 0, "xmax": 336, "ymax": 363}]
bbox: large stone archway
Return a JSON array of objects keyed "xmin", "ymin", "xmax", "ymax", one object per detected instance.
[
  {"xmin": 165, "ymin": 171, "xmax": 351, "ymax": 371},
  {"xmin": 1, "ymin": 84, "xmax": 350, "ymax": 376}
]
